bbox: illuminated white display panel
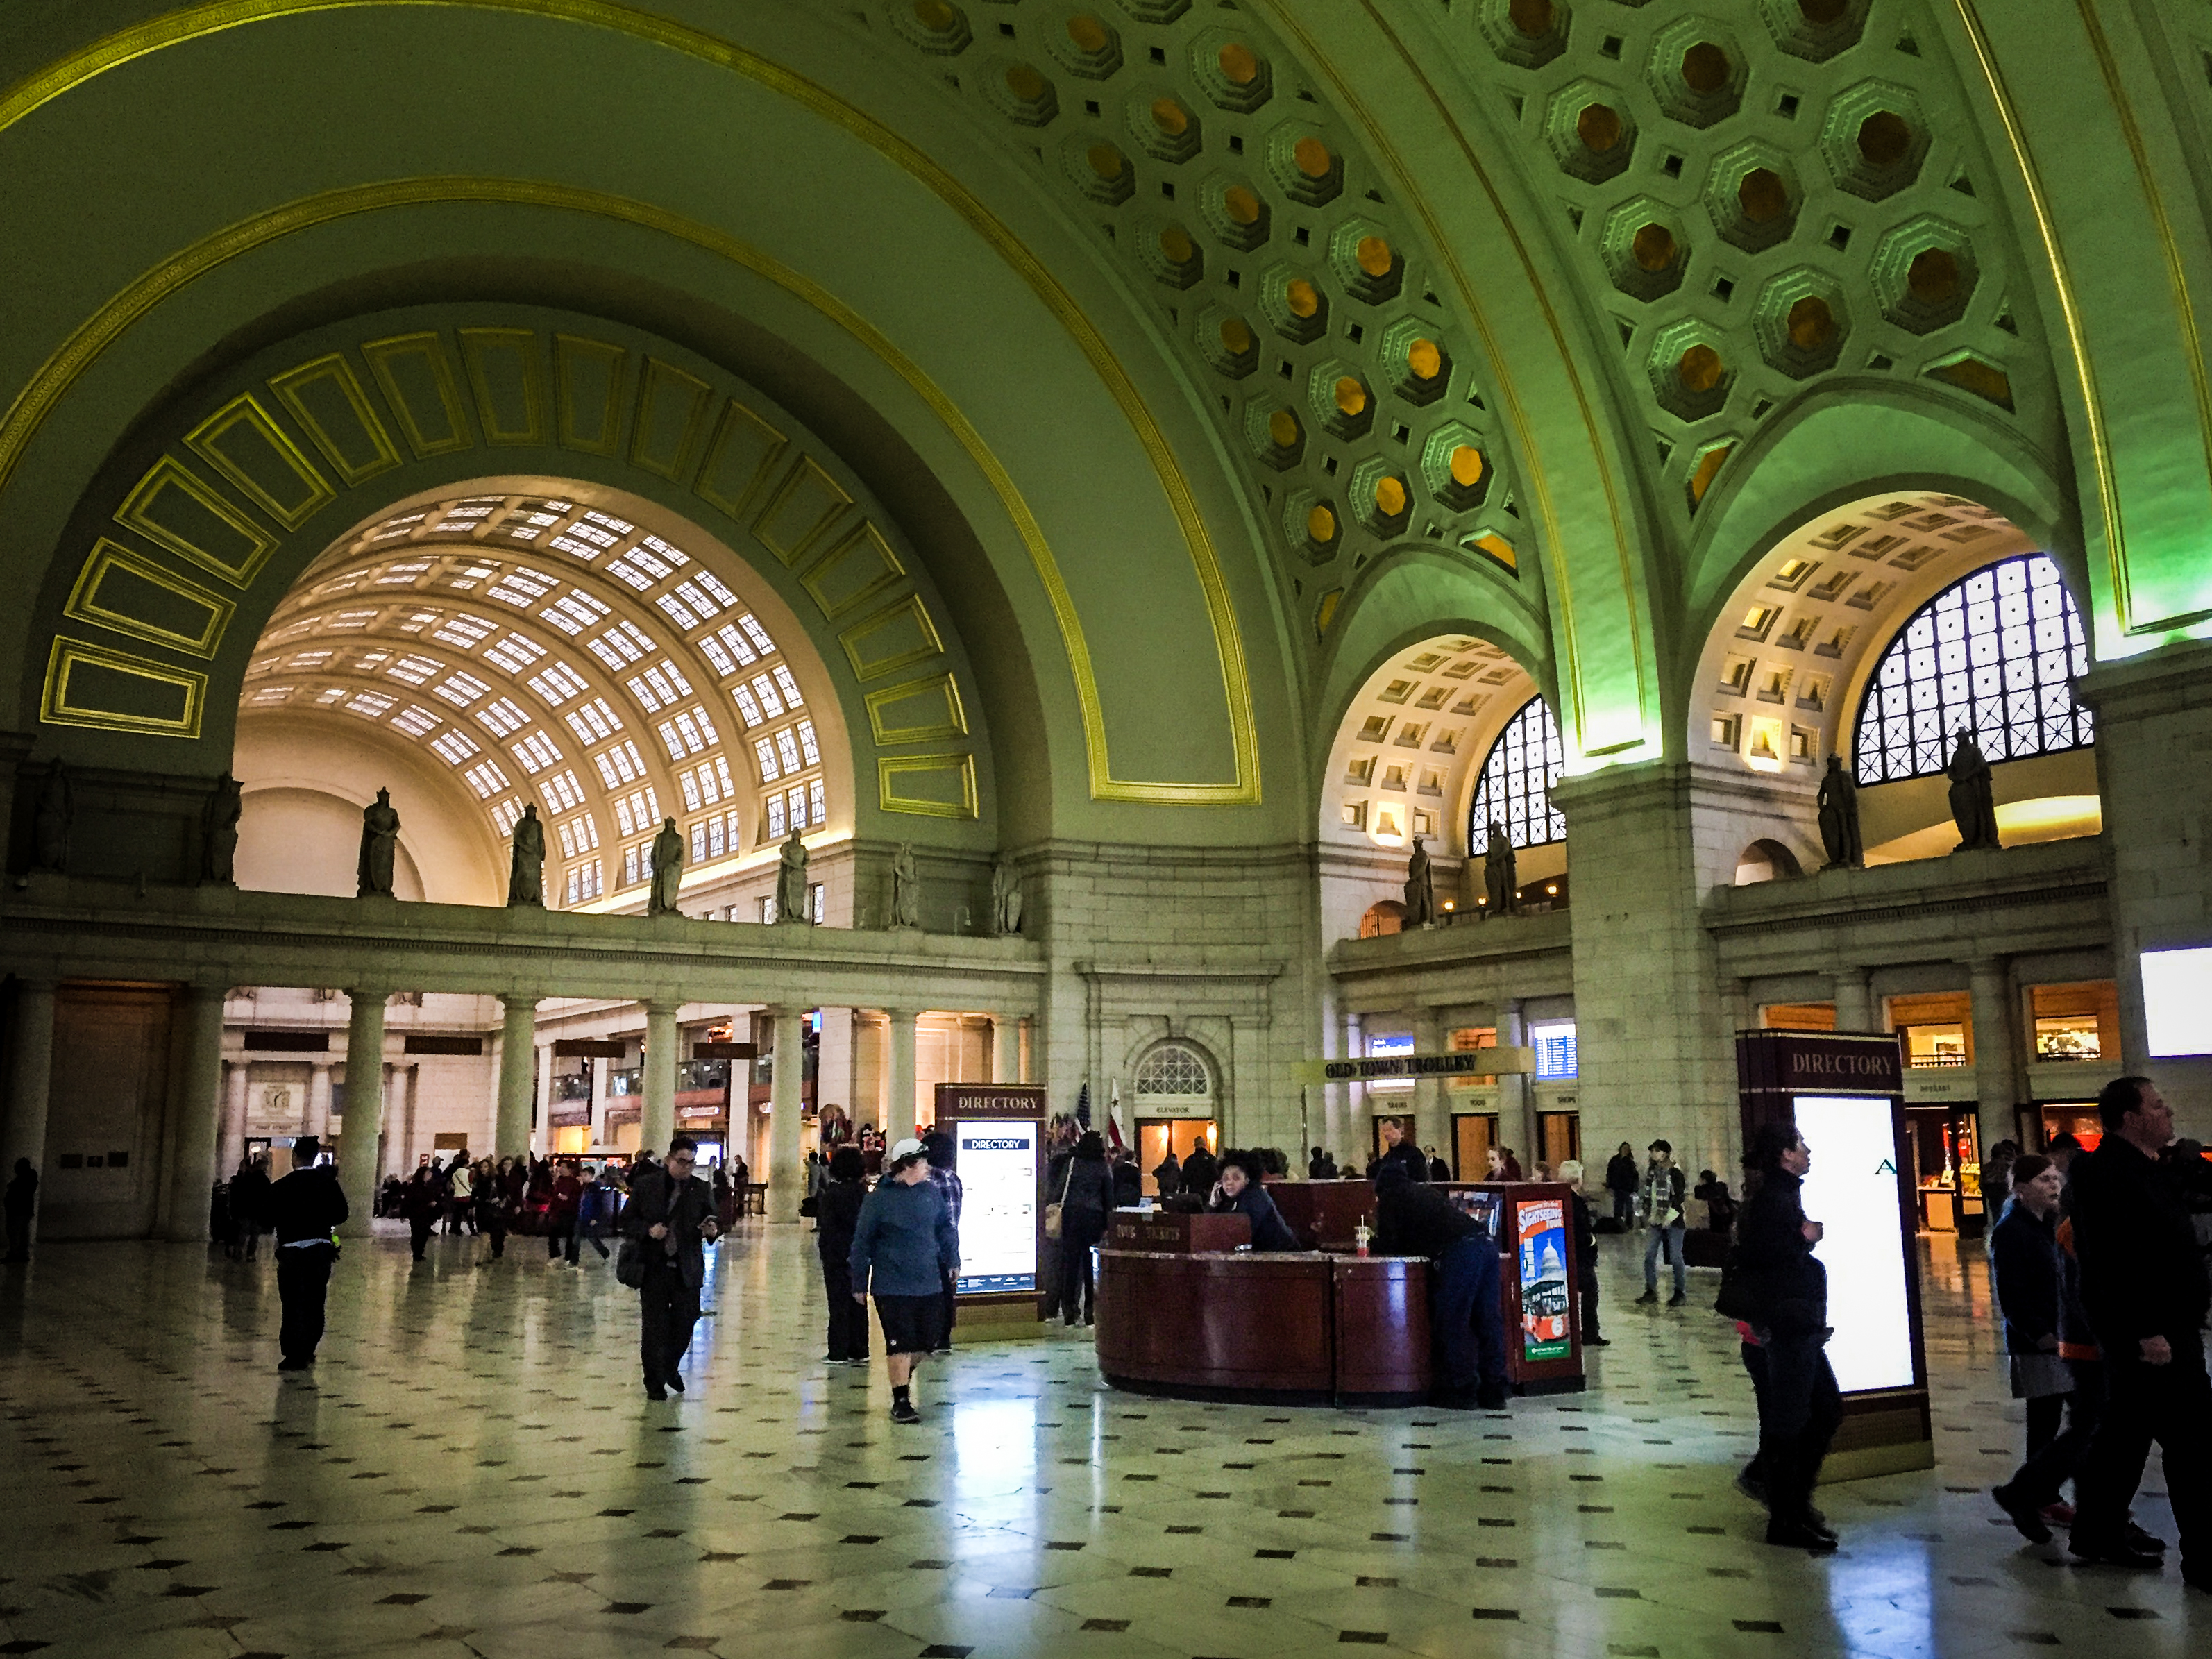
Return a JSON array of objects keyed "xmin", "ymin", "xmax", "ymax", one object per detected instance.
[
  {"xmin": 2141, "ymin": 946, "xmax": 2212, "ymax": 1056},
  {"xmin": 1530, "ymin": 1020, "xmax": 1578, "ymax": 1081},
  {"xmin": 1365, "ymin": 1031, "xmax": 1414, "ymax": 1093},
  {"xmin": 1792, "ymin": 1095, "xmax": 1916, "ymax": 1393},
  {"xmin": 953, "ymin": 1120, "xmax": 1038, "ymax": 1295}
]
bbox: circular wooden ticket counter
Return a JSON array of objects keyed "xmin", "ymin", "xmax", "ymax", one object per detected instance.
[{"xmin": 1092, "ymin": 1213, "xmax": 1431, "ymax": 1406}]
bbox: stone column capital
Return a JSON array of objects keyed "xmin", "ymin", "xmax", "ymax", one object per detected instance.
[
  {"xmin": 642, "ymin": 998, "xmax": 682, "ymax": 1017},
  {"xmin": 500, "ymin": 991, "xmax": 541, "ymax": 1013},
  {"xmin": 346, "ymin": 986, "xmax": 391, "ymax": 1006}
]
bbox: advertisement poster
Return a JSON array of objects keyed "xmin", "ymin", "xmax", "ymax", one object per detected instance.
[
  {"xmin": 1515, "ymin": 1197, "xmax": 1572, "ymax": 1361},
  {"xmin": 953, "ymin": 1119, "xmax": 1038, "ymax": 1295},
  {"xmin": 1792, "ymin": 1095, "xmax": 1916, "ymax": 1393}
]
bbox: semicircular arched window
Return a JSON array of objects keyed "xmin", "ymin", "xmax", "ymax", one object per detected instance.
[
  {"xmin": 1852, "ymin": 553, "xmax": 2093, "ymax": 785},
  {"xmin": 1134, "ymin": 1042, "xmax": 1213, "ymax": 1100},
  {"xmin": 1467, "ymin": 695, "xmax": 1566, "ymax": 850}
]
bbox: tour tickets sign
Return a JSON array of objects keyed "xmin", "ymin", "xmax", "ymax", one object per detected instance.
[
  {"xmin": 1515, "ymin": 1197, "xmax": 1573, "ymax": 1362},
  {"xmin": 1296, "ymin": 1047, "xmax": 1534, "ymax": 1085}
]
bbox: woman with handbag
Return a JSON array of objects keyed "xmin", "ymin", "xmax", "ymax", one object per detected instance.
[
  {"xmin": 816, "ymin": 1147, "xmax": 870, "ymax": 1365},
  {"xmin": 1056, "ymin": 1132, "xmax": 1114, "ymax": 1327}
]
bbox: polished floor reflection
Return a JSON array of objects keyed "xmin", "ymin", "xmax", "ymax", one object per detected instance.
[{"xmin": 0, "ymin": 1220, "xmax": 2202, "ymax": 1658}]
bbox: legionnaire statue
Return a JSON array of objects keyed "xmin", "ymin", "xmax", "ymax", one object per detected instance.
[
  {"xmin": 1483, "ymin": 820, "xmax": 1519, "ymax": 916},
  {"xmin": 992, "ymin": 856, "xmax": 1023, "ymax": 936},
  {"xmin": 648, "ymin": 816, "xmax": 685, "ymax": 915},
  {"xmin": 507, "ymin": 802, "xmax": 546, "ymax": 907},
  {"xmin": 890, "ymin": 843, "xmax": 921, "ymax": 929},
  {"xmin": 357, "ymin": 788, "xmax": 400, "ymax": 897},
  {"xmin": 1403, "ymin": 835, "xmax": 1437, "ymax": 927},
  {"xmin": 776, "ymin": 824, "xmax": 810, "ymax": 923},
  {"xmin": 201, "ymin": 772, "xmax": 243, "ymax": 885},
  {"xmin": 1816, "ymin": 755, "xmax": 1863, "ymax": 869},
  {"xmin": 1945, "ymin": 730, "xmax": 2002, "ymax": 852}
]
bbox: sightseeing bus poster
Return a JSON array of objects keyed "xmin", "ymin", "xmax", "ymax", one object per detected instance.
[{"xmin": 1515, "ymin": 1197, "xmax": 1573, "ymax": 1361}]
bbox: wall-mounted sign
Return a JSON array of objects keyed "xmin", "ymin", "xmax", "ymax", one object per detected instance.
[
  {"xmin": 934, "ymin": 1084, "xmax": 1049, "ymax": 1120},
  {"xmin": 554, "ymin": 1038, "xmax": 629, "ymax": 1059},
  {"xmin": 1297, "ymin": 1047, "xmax": 1535, "ymax": 1085}
]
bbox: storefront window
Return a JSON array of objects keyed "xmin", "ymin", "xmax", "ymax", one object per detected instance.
[
  {"xmin": 2033, "ymin": 1014, "xmax": 2100, "ymax": 1061},
  {"xmin": 1901, "ymin": 1023, "xmax": 1967, "ymax": 1068}
]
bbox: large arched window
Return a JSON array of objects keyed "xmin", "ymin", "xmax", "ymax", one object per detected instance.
[
  {"xmin": 1135, "ymin": 1042, "xmax": 1213, "ymax": 1102},
  {"xmin": 1468, "ymin": 696, "xmax": 1566, "ymax": 849},
  {"xmin": 1852, "ymin": 553, "xmax": 2093, "ymax": 785}
]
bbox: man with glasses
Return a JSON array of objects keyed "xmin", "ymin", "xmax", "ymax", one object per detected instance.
[{"xmin": 623, "ymin": 1134, "xmax": 721, "ymax": 1401}]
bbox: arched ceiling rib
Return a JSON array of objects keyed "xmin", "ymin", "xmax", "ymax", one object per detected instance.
[{"xmin": 242, "ymin": 491, "xmax": 835, "ymax": 909}]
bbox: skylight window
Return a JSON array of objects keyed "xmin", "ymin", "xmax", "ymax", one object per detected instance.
[
  {"xmin": 737, "ymin": 614, "xmax": 776, "ymax": 657},
  {"xmin": 432, "ymin": 671, "xmax": 489, "ymax": 708},
  {"xmin": 328, "ymin": 609, "xmax": 378, "ymax": 630},
  {"xmin": 491, "ymin": 796, "xmax": 525, "ymax": 836},
  {"xmin": 593, "ymin": 739, "xmax": 647, "ymax": 790},
  {"xmin": 541, "ymin": 589, "xmax": 609, "ymax": 635},
  {"xmin": 483, "ymin": 632, "xmax": 547, "ymax": 675},
  {"xmin": 772, "ymin": 664, "xmax": 804, "ymax": 707},
  {"xmin": 376, "ymin": 559, "xmax": 432, "ymax": 585},
  {"xmin": 369, "ymin": 511, "xmax": 425, "ymax": 541},
  {"xmin": 809, "ymin": 776, "xmax": 825, "ymax": 826},
  {"xmin": 491, "ymin": 567, "xmax": 557, "ymax": 607},
  {"xmin": 655, "ymin": 591, "xmax": 701, "ymax": 630},
  {"xmin": 510, "ymin": 732, "xmax": 563, "ymax": 775},
  {"xmin": 775, "ymin": 727, "xmax": 802, "ymax": 775},
  {"xmin": 796, "ymin": 718, "xmax": 820, "ymax": 766},
  {"xmin": 387, "ymin": 652, "xmax": 441, "ymax": 685},
  {"xmin": 674, "ymin": 579, "xmax": 720, "ymax": 620},
  {"xmin": 698, "ymin": 632, "xmax": 736, "ymax": 676},
  {"xmin": 429, "ymin": 730, "xmax": 480, "ymax": 766},
  {"xmin": 714, "ymin": 622, "xmax": 759, "ymax": 668},
  {"xmin": 249, "ymin": 684, "xmax": 294, "ymax": 705},
  {"xmin": 564, "ymin": 698, "xmax": 620, "ymax": 746},
  {"xmin": 729, "ymin": 683, "xmax": 763, "ymax": 727},
  {"xmin": 750, "ymin": 673, "xmax": 784, "ymax": 719},
  {"xmin": 464, "ymin": 759, "xmax": 510, "ymax": 799},
  {"xmin": 432, "ymin": 612, "xmax": 494, "ymax": 648},
  {"xmin": 477, "ymin": 697, "xmax": 529, "ymax": 736},
  {"xmin": 344, "ymin": 690, "xmax": 395, "ymax": 718},
  {"xmin": 391, "ymin": 704, "xmax": 440, "ymax": 737},
  {"xmin": 755, "ymin": 735, "xmax": 780, "ymax": 782},
  {"xmin": 693, "ymin": 569, "xmax": 737, "ymax": 608},
  {"xmin": 541, "ymin": 769, "xmax": 586, "ymax": 814},
  {"xmin": 586, "ymin": 618, "xmax": 653, "ymax": 671},
  {"xmin": 641, "ymin": 532, "xmax": 689, "ymax": 567},
  {"xmin": 565, "ymin": 859, "xmax": 602, "ymax": 904},
  {"xmin": 607, "ymin": 542, "xmax": 676, "ymax": 590},
  {"xmin": 527, "ymin": 661, "xmax": 589, "ymax": 706}
]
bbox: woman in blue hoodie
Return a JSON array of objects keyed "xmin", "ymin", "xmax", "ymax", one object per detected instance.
[{"xmin": 850, "ymin": 1137, "xmax": 961, "ymax": 1423}]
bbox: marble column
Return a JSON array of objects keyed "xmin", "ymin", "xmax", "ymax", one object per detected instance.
[
  {"xmin": 1495, "ymin": 999, "xmax": 1533, "ymax": 1170},
  {"xmin": 884, "ymin": 1009, "xmax": 919, "ymax": 1144},
  {"xmin": 1410, "ymin": 1006, "xmax": 1447, "ymax": 1166},
  {"xmin": 305, "ymin": 1062, "xmax": 332, "ymax": 1143},
  {"xmin": 1018, "ymin": 1016, "xmax": 1034, "ymax": 1084},
  {"xmin": 992, "ymin": 1016, "xmax": 1018, "ymax": 1084},
  {"xmin": 1832, "ymin": 968, "xmax": 1875, "ymax": 1034},
  {"xmin": 496, "ymin": 995, "xmax": 537, "ymax": 1156},
  {"xmin": 766, "ymin": 1006, "xmax": 807, "ymax": 1224},
  {"xmin": 336, "ymin": 989, "xmax": 387, "ymax": 1238},
  {"xmin": 1, "ymin": 979, "xmax": 57, "ymax": 1246},
  {"xmin": 641, "ymin": 1001, "xmax": 679, "ymax": 1154},
  {"xmin": 218, "ymin": 1057, "xmax": 250, "ymax": 1179},
  {"xmin": 1969, "ymin": 957, "xmax": 2023, "ymax": 1160},
  {"xmin": 400, "ymin": 1063, "xmax": 423, "ymax": 1170},
  {"xmin": 164, "ymin": 985, "xmax": 228, "ymax": 1242}
]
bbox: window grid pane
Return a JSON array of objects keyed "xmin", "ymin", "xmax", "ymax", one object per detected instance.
[
  {"xmin": 1852, "ymin": 553, "xmax": 2092, "ymax": 785},
  {"xmin": 1467, "ymin": 696, "xmax": 1566, "ymax": 850}
]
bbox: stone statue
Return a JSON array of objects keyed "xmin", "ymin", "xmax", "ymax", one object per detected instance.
[
  {"xmin": 1483, "ymin": 820, "xmax": 1519, "ymax": 916},
  {"xmin": 1946, "ymin": 730, "xmax": 2002, "ymax": 852},
  {"xmin": 1816, "ymin": 755, "xmax": 1863, "ymax": 869},
  {"xmin": 357, "ymin": 788, "xmax": 400, "ymax": 897},
  {"xmin": 507, "ymin": 802, "xmax": 545, "ymax": 907},
  {"xmin": 992, "ymin": 856, "xmax": 1023, "ymax": 936},
  {"xmin": 200, "ymin": 772, "xmax": 242, "ymax": 885},
  {"xmin": 31, "ymin": 757, "xmax": 71, "ymax": 873},
  {"xmin": 775, "ymin": 825, "xmax": 810, "ymax": 923},
  {"xmin": 1402, "ymin": 835, "xmax": 1436, "ymax": 927},
  {"xmin": 648, "ymin": 816, "xmax": 684, "ymax": 915},
  {"xmin": 890, "ymin": 843, "xmax": 920, "ymax": 930}
]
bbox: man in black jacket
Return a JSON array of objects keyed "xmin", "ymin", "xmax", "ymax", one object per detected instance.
[
  {"xmin": 264, "ymin": 1137, "xmax": 348, "ymax": 1372},
  {"xmin": 1374, "ymin": 1164, "xmax": 1508, "ymax": 1409},
  {"xmin": 2066, "ymin": 1075, "xmax": 2211, "ymax": 1585},
  {"xmin": 1374, "ymin": 1117, "xmax": 1428, "ymax": 1184},
  {"xmin": 623, "ymin": 1136, "xmax": 721, "ymax": 1400}
]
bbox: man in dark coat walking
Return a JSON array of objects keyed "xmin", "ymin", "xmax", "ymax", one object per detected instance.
[
  {"xmin": 623, "ymin": 1135, "xmax": 721, "ymax": 1400},
  {"xmin": 264, "ymin": 1137, "xmax": 348, "ymax": 1371},
  {"xmin": 2066, "ymin": 1075, "xmax": 2211, "ymax": 1586}
]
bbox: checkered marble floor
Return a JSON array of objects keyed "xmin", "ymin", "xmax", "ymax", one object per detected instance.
[{"xmin": 0, "ymin": 1219, "xmax": 2202, "ymax": 1659}]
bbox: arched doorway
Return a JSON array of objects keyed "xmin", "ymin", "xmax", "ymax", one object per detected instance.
[{"xmin": 1131, "ymin": 1039, "xmax": 1218, "ymax": 1195}]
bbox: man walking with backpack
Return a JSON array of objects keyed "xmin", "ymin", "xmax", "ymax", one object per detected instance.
[{"xmin": 1635, "ymin": 1139, "xmax": 1689, "ymax": 1308}]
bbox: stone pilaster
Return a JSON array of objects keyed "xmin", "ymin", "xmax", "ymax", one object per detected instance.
[
  {"xmin": 766, "ymin": 1007, "xmax": 807, "ymax": 1224},
  {"xmin": 496, "ymin": 995, "xmax": 537, "ymax": 1156},
  {"xmin": 336, "ymin": 989, "xmax": 387, "ymax": 1238},
  {"xmin": 641, "ymin": 1002, "xmax": 678, "ymax": 1154}
]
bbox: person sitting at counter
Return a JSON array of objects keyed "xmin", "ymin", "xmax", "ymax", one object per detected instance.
[
  {"xmin": 1373, "ymin": 1162, "xmax": 1510, "ymax": 1410},
  {"xmin": 1208, "ymin": 1152, "xmax": 1300, "ymax": 1251}
]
